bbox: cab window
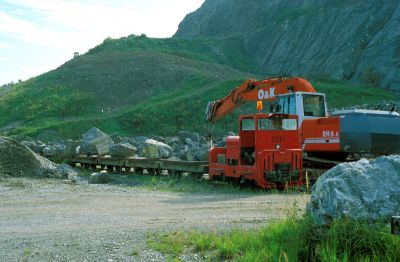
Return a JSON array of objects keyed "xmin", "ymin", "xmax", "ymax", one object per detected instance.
[
  {"xmin": 303, "ymin": 95, "xmax": 325, "ymax": 117},
  {"xmin": 241, "ymin": 118, "xmax": 255, "ymax": 131},
  {"xmin": 277, "ymin": 95, "xmax": 296, "ymax": 114},
  {"xmin": 282, "ymin": 119, "xmax": 297, "ymax": 130},
  {"xmin": 258, "ymin": 118, "xmax": 297, "ymax": 130}
]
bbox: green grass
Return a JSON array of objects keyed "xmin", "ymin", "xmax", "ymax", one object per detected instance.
[
  {"xmin": 0, "ymin": 35, "xmax": 251, "ymax": 138},
  {"xmin": 7, "ymin": 77, "xmax": 398, "ymax": 140},
  {"xmin": 312, "ymin": 80, "xmax": 395, "ymax": 109},
  {"xmin": 147, "ymin": 216, "xmax": 400, "ymax": 261},
  {"xmin": 0, "ymin": 33, "xmax": 397, "ymax": 140},
  {"xmin": 79, "ymin": 169, "xmax": 262, "ymax": 194},
  {"xmin": 87, "ymin": 35, "xmax": 253, "ymax": 72},
  {"xmin": 22, "ymin": 248, "xmax": 31, "ymax": 262}
]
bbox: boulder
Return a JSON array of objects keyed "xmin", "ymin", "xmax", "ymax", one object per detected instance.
[
  {"xmin": 21, "ymin": 140, "xmax": 46, "ymax": 154},
  {"xmin": 110, "ymin": 133, "xmax": 123, "ymax": 144},
  {"xmin": 165, "ymin": 136, "xmax": 180, "ymax": 146},
  {"xmin": 110, "ymin": 143, "xmax": 137, "ymax": 157},
  {"xmin": 63, "ymin": 140, "xmax": 80, "ymax": 157},
  {"xmin": 89, "ymin": 171, "xmax": 111, "ymax": 184},
  {"xmin": 143, "ymin": 139, "xmax": 173, "ymax": 159},
  {"xmin": 133, "ymin": 136, "xmax": 149, "ymax": 143},
  {"xmin": 178, "ymin": 131, "xmax": 200, "ymax": 143},
  {"xmin": 80, "ymin": 127, "xmax": 114, "ymax": 156},
  {"xmin": 150, "ymin": 135, "xmax": 165, "ymax": 143},
  {"xmin": 180, "ymin": 148, "xmax": 195, "ymax": 161},
  {"xmin": 179, "ymin": 145, "xmax": 209, "ymax": 161},
  {"xmin": 193, "ymin": 145, "xmax": 210, "ymax": 161},
  {"xmin": 307, "ymin": 156, "xmax": 400, "ymax": 225},
  {"xmin": 184, "ymin": 138, "xmax": 194, "ymax": 146},
  {"xmin": 42, "ymin": 142, "xmax": 66, "ymax": 157},
  {"xmin": 121, "ymin": 137, "xmax": 137, "ymax": 146}
]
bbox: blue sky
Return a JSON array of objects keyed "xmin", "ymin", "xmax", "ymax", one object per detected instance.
[{"xmin": 0, "ymin": 0, "xmax": 204, "ymax": 85}]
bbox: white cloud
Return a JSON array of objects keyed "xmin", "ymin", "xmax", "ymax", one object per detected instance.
[
  {"xmin": 0, "ymin": 56, "xmax": 11, "ymax": 62},
  {"xmin": 1, "ymin": 0, "xmax": 204, "ymax": 52},
  {"xmin": 0, "ymin": 42, "xmax": 12, "ymax": 48}
]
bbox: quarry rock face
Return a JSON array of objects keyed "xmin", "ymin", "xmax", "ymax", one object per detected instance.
[
  {"xmin": 307, "ymin": 156, "xmax": 400, "ymax": 224},
  {"xmin": 80, "ymin": 127, "xmax": 114, "ymax": 156},
  {"xmin": 175, "ymin": 0, "xmax": 400, "ymax": 90}
]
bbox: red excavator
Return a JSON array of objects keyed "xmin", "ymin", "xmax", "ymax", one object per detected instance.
[{"xmin": 207, "ymin": 76, "xmax": 400, "ymax": 189}]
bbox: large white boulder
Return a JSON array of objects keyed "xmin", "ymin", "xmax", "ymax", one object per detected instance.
[
  {"xmin": 307, "ymin": 156, "xmax": 400, "ymax": 224},
  {"xmin": 143, "ymin": 139, "xmax": 172, "ymax": 159}
]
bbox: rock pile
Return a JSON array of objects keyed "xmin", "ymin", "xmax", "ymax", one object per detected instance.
[
  {"xmin": 307, "ymin": 156, "xmax": 400, "ymax": 225},
  {"xmin": 0, "ymin": 136, "xmax": 77, "ymax": 179},
  {"xmin": 18, "ymin": 128, "xmax": 234, "ymax": 161}
]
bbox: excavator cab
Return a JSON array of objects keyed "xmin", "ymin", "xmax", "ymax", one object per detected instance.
[{"xmin": 273, "ymin": 92, "xmax": 328, "ymax": 127}]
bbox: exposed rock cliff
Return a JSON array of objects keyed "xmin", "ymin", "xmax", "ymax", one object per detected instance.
[{"xmin": 175, "ymin": 0, "xmax": 400, "ymax": 90}]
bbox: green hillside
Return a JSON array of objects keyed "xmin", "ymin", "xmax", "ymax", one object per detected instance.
[
  {"xmin": 5, "ymin": 77, "xmax": 396, "ymax": 140},
  {"xmin": 0, "ymin": 35, "xmax": 253, "ymax": 136},
  {"xmin": 0, "ymin": 34, "xmax": 397, "ymax": 140}
]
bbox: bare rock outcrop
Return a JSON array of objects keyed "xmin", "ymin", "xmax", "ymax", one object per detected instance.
[{"xmin": 175, "ymin": 0, "xmax": 400, "ymax": 90}]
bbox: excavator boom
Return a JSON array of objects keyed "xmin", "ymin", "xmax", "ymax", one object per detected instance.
[{"xmin": 206, "ymin": 76, "xmax": 316, "ymax": 123}]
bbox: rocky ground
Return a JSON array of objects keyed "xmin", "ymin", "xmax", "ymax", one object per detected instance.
[{"xmin": 0, "ymin": 177, "xmax": 309, "ymax": 261}]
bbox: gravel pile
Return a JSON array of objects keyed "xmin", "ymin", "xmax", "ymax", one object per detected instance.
[{"xmin": 0, "ymin": 136, "xmax": 77, "ymax": 179}]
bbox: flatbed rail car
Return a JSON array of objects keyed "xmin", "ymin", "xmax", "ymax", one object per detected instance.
[
  {"xmin": 46, "ymin": 153, "xmax": 337, "ymax": 184},
  {"xmin": 55, "ymin": 154, "xmax": 209, "ymax": 177}
]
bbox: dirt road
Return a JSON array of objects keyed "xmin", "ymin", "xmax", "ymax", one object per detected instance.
[{"xmin": 0, "ymin": 178, "xmax": 309, "ymax": 261}]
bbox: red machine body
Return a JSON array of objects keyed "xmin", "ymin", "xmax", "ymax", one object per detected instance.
[
  {"xmin": 209, "ymin": 113, "xmax": 303, "ymax": 189},
  {"xmin": 207, "ymin": 76, "xmax": 400, "ymax": 189}
]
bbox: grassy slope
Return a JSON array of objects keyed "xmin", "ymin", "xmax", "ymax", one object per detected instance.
[
  {"xmin": 0, "ymin": 35, "xmax": 397, "ymax": 139},
  {"xmin": 0, "ymin": 35, "xmax": 252, "ymax": 136},
  {"xmin": 148, "ymin": 216, "xmax": 400, "ymax": 261},
  {"xmin": 7, "ymin": 78, "xmax": 397, "ymax": 139}
]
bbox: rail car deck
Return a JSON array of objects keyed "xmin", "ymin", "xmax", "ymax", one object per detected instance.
[{"xmin": 53, "ymin": 155, "xmax": 209, "ymax": 175}]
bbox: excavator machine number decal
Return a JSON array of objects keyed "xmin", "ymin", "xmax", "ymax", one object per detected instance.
[
  {"xmin": 258, "ymin": 88, "xmax": 275, "ymax": 100},
  {"xmin": 322, "ymin": 131, "xmax": 339, "ymax": 138}
]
